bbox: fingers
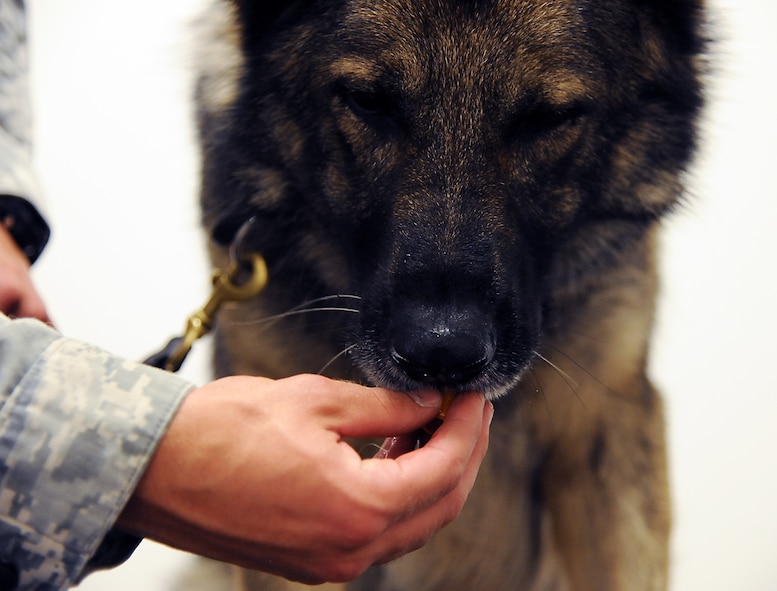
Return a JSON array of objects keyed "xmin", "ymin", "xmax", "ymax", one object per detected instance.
[
  {"xmin": 350, "ymin": 395, "xmax": 493, "ymax": 569},
  {"xmin": 388, "ymin": 400, "xmax": 492, "ymax": 558},
  {"xmin": 282, "ymin": 382, "xmax": 491, "ymax": 574},
  {"xmin": 279, "ymin": 374, "xmax": 444, "ymax": 439},
  {"xmin": 360, "ymin": 391, "xmax": 490, "ymax": 514}
]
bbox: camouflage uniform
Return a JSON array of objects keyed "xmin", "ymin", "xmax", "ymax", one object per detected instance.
[
  {"xmin": 1, "ymin": 2, "xmax": 196, "ymax": 589},
  {"xmin": 0, "ymin": 314, "xmax": 194, "ymax": 590}
]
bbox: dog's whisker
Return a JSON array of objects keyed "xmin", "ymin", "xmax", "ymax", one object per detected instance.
[
  {"xmin": 533, "ymin": 351, "xmax": 579, "ymax": 389},
  {"xmin": 528, "ymin": 367, "xmax": 555, "ymax": 427},
  {"xmin": 240, "ymin": 293, "xmax": 359, "ymax": 321},
  {"xmin": 289, "ymin": 294, "xmax": 362, "ymax": 309},
  {"xmin": 566, "ymin": 329, "xmax": 612, "ymax": 345},
  {"xmin": 544, "ymin": 345, "xmax": 633, "ymax": 404},
  {"xmin": 532, "ymin": 350, "xmax": 587, "ymax": 410},
  {"xmin": 233, "ymin": 306, "xmax": 360, "ymax": 327},
  {"xmin": 224, "ymin": 293, "xmax": 360, "ymax": 315},
  {"xmin": 318, "ymin": 343, "xmax": 358, "ymax": 376}
]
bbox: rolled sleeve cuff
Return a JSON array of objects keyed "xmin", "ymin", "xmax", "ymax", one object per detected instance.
[
  {"xmin": 0, "ymin": 318, "xmax": 194, "ymax": 589},
  {"xmin": 0, "ymin": 195, "xmax": 50, "ymax": 265}
]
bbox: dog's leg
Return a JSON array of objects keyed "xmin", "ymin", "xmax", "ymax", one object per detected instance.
[
  {"xmin": 534, "ymin": 278, "xmax": 671, "ymax": 591},
  {"xmin": 540, "ymin": 383, "xmax": 670, "ymax": 591}
]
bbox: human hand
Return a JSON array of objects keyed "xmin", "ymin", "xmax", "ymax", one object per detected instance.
[
  {"xmin": 117, "ymin": 374, "xmax": 492, "ymax": 583},
  {"xmin": 0, "ymin": 223, "xmax": 49, "ymax": 322}
]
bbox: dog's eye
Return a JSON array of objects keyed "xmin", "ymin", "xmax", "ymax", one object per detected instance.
[
  {"xmin": 341, "ymin": 86, "xmax": 394, "ymax": 120},
  {"xmin": 506, "ymin": 102, "xmax": 586, "ymax": 142}
]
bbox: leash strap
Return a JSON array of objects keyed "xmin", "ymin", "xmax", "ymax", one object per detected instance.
[{"xmin": 144, "ymin": 218, "xmax": 268, "ymax": 372}]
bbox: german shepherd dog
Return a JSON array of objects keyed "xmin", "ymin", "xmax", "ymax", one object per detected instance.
[{"xmin": 195, "ymin": 0, "xmax": 706, "ymax": 589}]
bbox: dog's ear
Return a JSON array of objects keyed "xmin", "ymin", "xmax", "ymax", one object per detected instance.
[
  {"xmin": 632, "ymin": 0, "xmax": 706, "ymax": 54},
  {"xmin": 227, "ymin": 0, "xmax": 316, "ymax": 46}
]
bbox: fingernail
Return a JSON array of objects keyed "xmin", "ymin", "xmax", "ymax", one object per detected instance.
[
  {"xmin": 407, "ymin": 389, "xmax": 442, "ymax": 408},
  {"xmin": 486, "ymin": 401, "xmax": 495, "ymax": 426}
]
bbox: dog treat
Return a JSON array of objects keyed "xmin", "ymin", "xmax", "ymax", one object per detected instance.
[
  {"xmin": 420, "ymin": 390, "xmax": 456, "ymax": 438},
  {"xmin": 437, "ymin": 390, "xmax": 455, "ymax": 422}
]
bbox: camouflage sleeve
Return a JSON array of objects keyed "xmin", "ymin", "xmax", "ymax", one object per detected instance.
[
  {"xmin": 0, "ymin": 0, "xmax": 50, "ymax": 264},
  {"xmin": 0, "ymin": 313, "xmax": 195, "ymax": 590}
]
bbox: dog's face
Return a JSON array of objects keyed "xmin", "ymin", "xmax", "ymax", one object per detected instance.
[{"xmin": 199, "ymin": 0, "xmax": 704, "ymax": 398}]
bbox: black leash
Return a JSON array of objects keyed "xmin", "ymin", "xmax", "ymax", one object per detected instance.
[{"xmin": 144, "ymin": 218, "xmax": 268, "ymax": 372}]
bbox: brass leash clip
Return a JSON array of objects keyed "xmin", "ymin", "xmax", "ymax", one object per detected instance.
[{"xmin": 144, "ymin": 218, "xmax": 268, "ymax": 372}]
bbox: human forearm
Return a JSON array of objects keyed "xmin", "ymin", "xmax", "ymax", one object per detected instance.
[{"xmin": 0, "ymin": 314, "xmax": 193, "ymax": 589}]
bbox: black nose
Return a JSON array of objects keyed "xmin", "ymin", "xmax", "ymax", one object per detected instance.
[{"xmin": 390, "ymin": 307, "xmax": 495, "ymax": 387}]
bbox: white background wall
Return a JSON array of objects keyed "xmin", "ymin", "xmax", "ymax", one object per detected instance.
[{"xmin": 25, "ymin": 0, "xmax": 777, "ymax": 589}]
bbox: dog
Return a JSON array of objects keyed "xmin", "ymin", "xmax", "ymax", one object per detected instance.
[{"xmin": 194, "ymin": 0, "xmax": 706, "ymax": 589}]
